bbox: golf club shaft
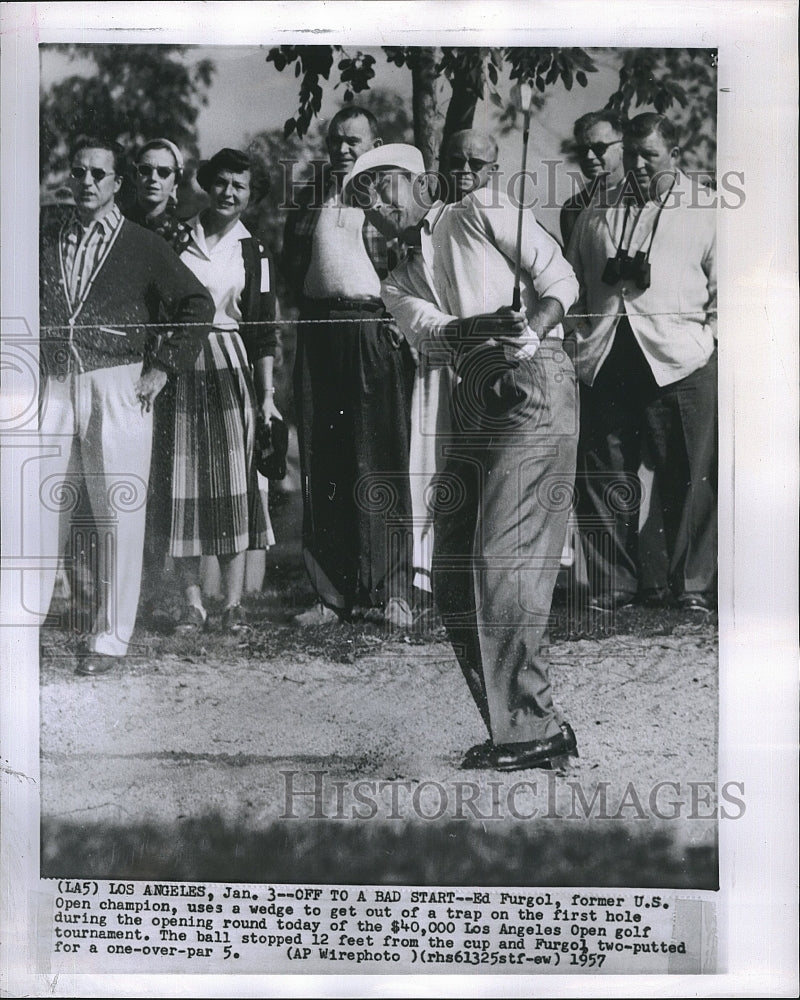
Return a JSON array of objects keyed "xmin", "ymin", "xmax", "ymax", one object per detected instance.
[{"xmin": 512, "ymin": 108, "xmax": 532, "ymax": 311}]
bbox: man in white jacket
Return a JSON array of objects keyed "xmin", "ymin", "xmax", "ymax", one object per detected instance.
[
  {"xmin": 344, "ymin": 141, "xmax": 581, "ymax": 772},
  {"xmin": 566, "ymin": 112, "xmax": 717, "ymax": 614}
]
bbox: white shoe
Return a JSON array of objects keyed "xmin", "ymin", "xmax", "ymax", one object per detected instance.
[
  {"xmin": 384, "ymin": 597, "xmax": 413, "ymax": 629},
  {"xmin": 293, "ymin": 603, "xmax": 339, "ymax": 627}
]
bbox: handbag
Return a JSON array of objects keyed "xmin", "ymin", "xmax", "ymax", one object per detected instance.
[{"xmin": 255, "ymin": 415, "xmax": 288, "ymax": 480}]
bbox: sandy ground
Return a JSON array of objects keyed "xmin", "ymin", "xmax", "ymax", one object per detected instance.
[{"xmin": 39, "ymin": 491, "xmax": 718, "ymax": 887}]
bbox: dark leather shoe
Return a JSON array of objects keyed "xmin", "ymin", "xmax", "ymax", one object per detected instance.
[
  {"xmin": 481, "ymin": 731, "xmax": 572, "ymax": 772},
  {"xmin": 221, "ymin": 604, "xmax": 250, "ymax": 632},
  {"xmin": 588, "ymin": 592, "xmax": 635, "ymax": 613},
  {"xmin": 461, "ymin": 722, "xmax": 578, "ymax": 770},
  {"xmin": 461, "ymin": 739, "xmax": 493, "ymax": 769},
  {"xmin": 75, "ymin": 652, "xmax": 119, "ymax": 676},
  {"xmin": 678, "ymin": 592, "xmax": 713, "ymax": 614},
  {"xmin": 175, "ymin": 604, "xmax": 207, "ymax": 633}
]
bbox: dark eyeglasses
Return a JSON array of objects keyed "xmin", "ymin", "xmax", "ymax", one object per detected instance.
[
  {"xmin": 136, "ymin": 164, "xmax": 176, "ymax": 179},
  {"xmin": 70, "ymin": 166, "xmax": 116, "ymax": 182},
  {"xmin": 447, "ymin": 155, "xmax": 493, "ymax": 170},
  {"xmin": 576, "ymin": 139, "xmax": 623, "ymax": 159}
]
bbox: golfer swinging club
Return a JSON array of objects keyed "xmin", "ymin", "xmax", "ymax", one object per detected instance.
[{"xmin": 345, "ymin": 137, "xmax": 581, "ymax": 771}]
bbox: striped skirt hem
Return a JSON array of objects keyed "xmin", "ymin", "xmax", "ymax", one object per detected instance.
[{"xmin": 168, "ymin": 329, "xmax": 271, "ymax": 557}]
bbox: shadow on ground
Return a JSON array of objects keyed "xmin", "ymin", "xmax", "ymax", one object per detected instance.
[{"xmin": 42, "ymin": 816, "xmax": 717, "ymax": 888}]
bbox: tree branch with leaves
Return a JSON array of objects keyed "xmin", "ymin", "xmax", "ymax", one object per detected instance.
[
  {"xmin": 40, "ymin": 44, "xmax": 216, "ymax": 181},
  {"xmin": 266, "ymin": 45, "xmax": 599, "ymax": 172}
]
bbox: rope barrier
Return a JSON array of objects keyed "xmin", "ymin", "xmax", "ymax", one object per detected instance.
[{"xmin": 38, "ymin": 310, "xmax": 717, "ymax": 332}]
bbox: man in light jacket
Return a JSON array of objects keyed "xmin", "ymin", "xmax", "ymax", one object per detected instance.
[{"xmin": 566, "ymin": 112, "xmax": 717, "ymax": 614}]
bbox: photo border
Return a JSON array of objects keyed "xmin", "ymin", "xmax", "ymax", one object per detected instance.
[{"xmin": 2, "ymin": 2, "xmax": 798, "ymax": 996}]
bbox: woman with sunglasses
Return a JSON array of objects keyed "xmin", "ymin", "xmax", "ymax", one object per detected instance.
[
  {"xmin": 165, "ymin": 147, "xmax": 280, "ymax": 633},
  {"xmin": 126, "ymin": 139, "xmax": 194, "ymax": 624},
  {"xmin": 129, "ymin": 138, "xmax": 191, "ymax": 251}
]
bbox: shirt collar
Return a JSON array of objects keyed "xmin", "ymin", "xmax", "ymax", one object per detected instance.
[
  {"xmin": 399, "ymin": 202, "xmax": 446, "ymax": 271},
  {"xmin": 400, "ymin": 201, "xmax": 446, "ymax": 249},
  {"xmin": 420, "ymin": 200, "xmax": 446, "ymax": 235},
  {"xmin": 188, "ymin": 215, "xmax": 251, "ymax": 254},
  {"xmin": 67, "ymin": 202, "xmax": 122, "ymax": 236}
]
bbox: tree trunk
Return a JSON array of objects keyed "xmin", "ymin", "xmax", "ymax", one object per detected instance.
[
  {"xmin": 441, "ymin": 66, "xmax": 480, "ymax": 151},
  {"xmin": 410, "ymin": 47, "xmax": 442, "ymax": 172}
]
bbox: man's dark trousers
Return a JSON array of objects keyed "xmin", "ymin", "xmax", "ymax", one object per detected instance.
[
  {"xmin": 576, "ymin": 318, "xmax": 717, "ymax": 602},
  {"xmin": 294, "ymin": 298, "xmax": 415, "ymax": 611}
]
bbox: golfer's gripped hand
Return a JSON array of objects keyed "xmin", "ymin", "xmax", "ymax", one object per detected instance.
[{"xmin": 463, "ymin": 305, "xmax": 528, "ymax": 339}]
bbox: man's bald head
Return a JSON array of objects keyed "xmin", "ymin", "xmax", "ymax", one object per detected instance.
[{"xmin": 442, "ymin": 129, "xmax": 499, "ymax": 203}]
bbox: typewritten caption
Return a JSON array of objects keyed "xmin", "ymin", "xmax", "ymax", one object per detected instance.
[{"xmin": 41, "ymin": 881, "xmax": 716, "ymax": 974}]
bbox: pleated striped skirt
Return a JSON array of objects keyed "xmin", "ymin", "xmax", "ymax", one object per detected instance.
[{"xmin": 168, "ymin": 328, "xmax": 273, "ymax": 558}]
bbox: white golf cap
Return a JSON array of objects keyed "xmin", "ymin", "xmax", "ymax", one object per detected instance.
[{"xmin": 343, "ymin": 143, "xmax": 426, "ymax": 203}]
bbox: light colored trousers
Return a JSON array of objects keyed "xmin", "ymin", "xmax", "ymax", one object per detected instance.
[
  {"xmin": 432, "ymin": 340, "xmax": 579, "ymax": 745},
  {"xmin": 408, "ymin": 361, "xmax": 454, "ymax": 593},
  {"xmin": 39, "ymin": 363, "xmax": 152, "ymax": 656}
]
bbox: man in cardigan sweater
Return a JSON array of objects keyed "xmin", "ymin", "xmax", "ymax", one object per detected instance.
[{"xmin": 39, "ymin": 137, "xmax": 214, "ymax": 674}]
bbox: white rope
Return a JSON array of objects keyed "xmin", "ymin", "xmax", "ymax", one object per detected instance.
[{"xmin": 40, "ymin": 309, "xmax": 717, "ymax": 332}]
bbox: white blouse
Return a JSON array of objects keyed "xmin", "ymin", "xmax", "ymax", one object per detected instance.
[{"xmin": 181, "ymin": 216, "xmax": 250, "ymax": 330}]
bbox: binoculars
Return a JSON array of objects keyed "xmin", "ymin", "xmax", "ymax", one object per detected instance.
[{"xmin": 601, "ymin": 250, "xmax": 651, "ymax": 290}]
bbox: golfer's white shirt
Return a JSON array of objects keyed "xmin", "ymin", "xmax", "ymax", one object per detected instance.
[
  {"xmin": 383, "ymin": 189, "xmax": 579, "ymax": 594},
  {"xmin": 382, "ymin": 182, "xmax": 579, "ymax": 355}
]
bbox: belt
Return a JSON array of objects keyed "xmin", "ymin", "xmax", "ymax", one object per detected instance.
[{"xmin": 302, "ymin": 296, "xmax": 384, "ymax": 315}]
